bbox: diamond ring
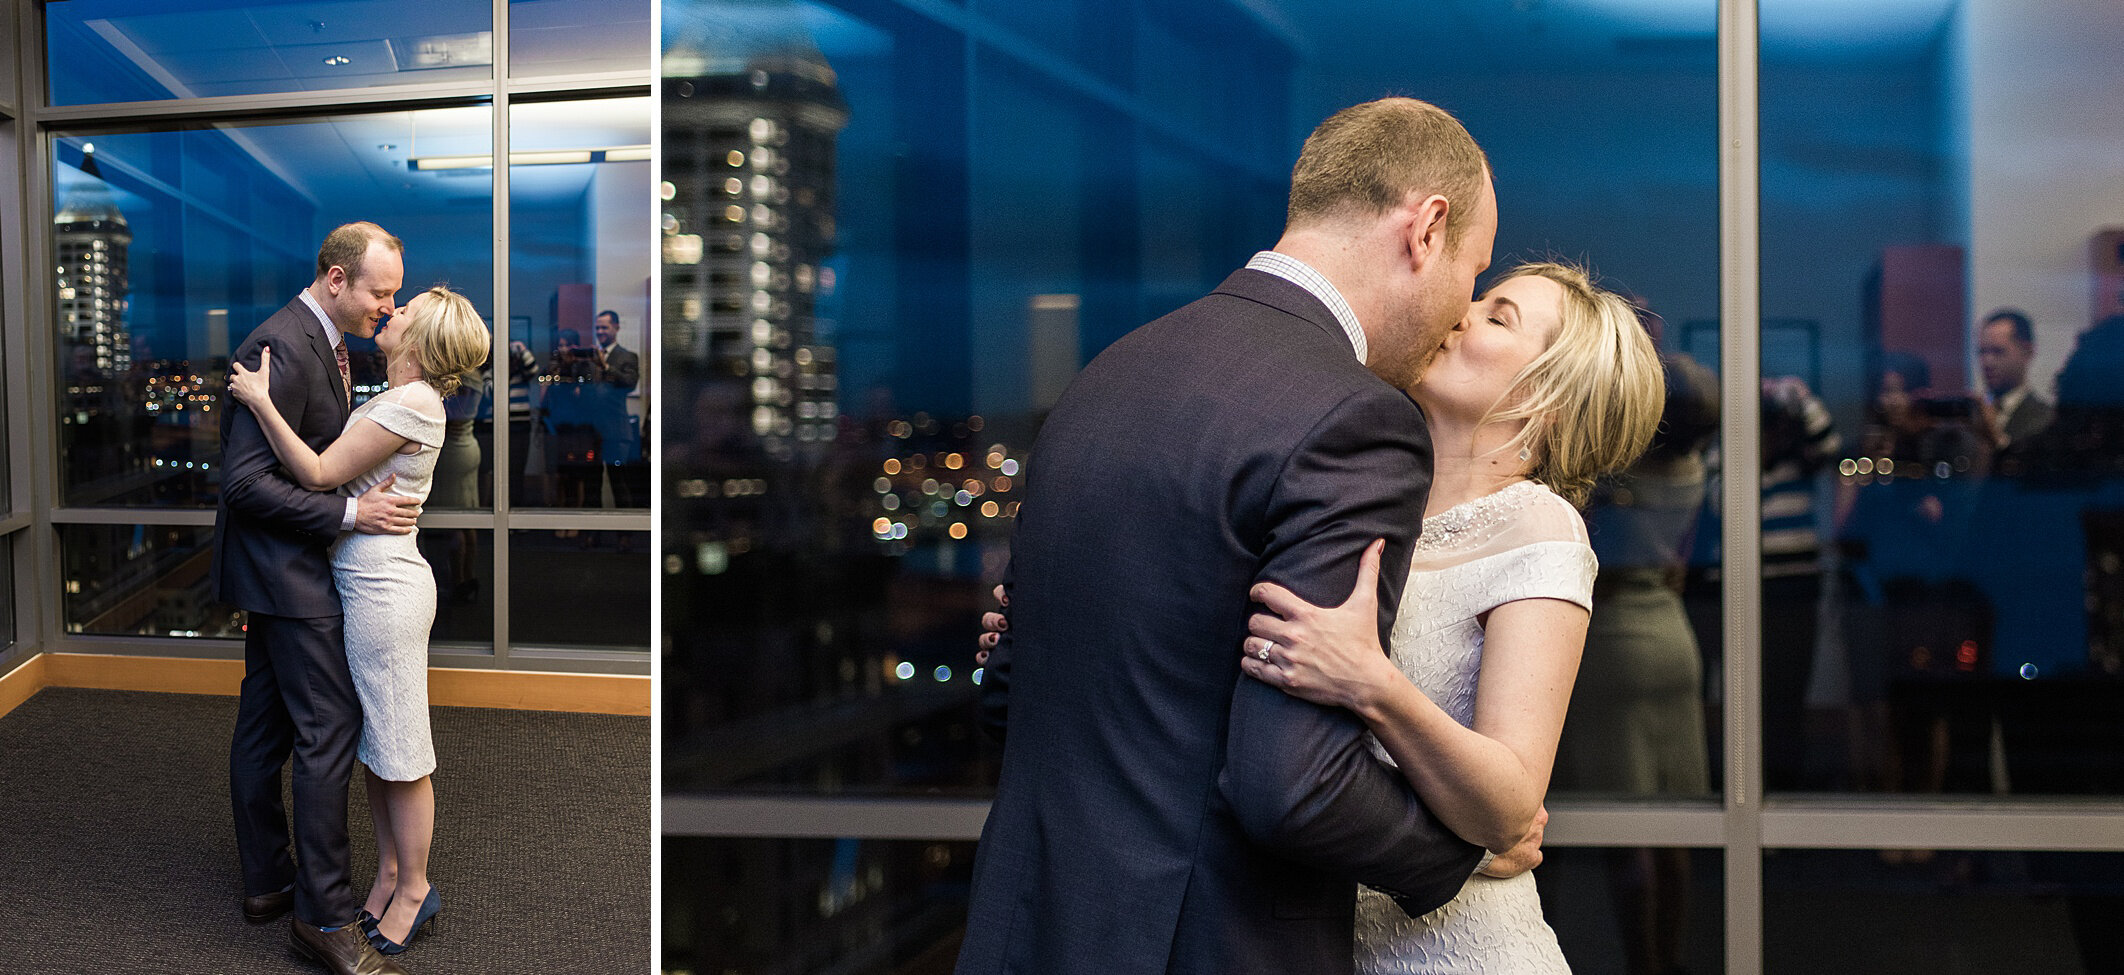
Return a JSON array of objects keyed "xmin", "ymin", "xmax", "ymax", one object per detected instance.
[{"xmin": 1255, "ymin": 641, "xmax": 1274, "ymax": 662}]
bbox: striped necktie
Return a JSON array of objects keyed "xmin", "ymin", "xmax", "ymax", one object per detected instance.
[{"xmin": 334, "ymin": 342, "xmax": 351, "ymax": 409}]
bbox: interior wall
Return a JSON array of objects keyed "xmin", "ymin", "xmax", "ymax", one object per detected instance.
[
  {"xmin": 1963, "ymin": 0, "xmax": 2124, "ymax": 391},
  {"xmin": 590, "ymin": 158, "xmax": 653, "ymax": 417}
]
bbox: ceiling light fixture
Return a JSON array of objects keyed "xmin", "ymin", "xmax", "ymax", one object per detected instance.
[
  {"xmin": 407, "ymin": 145, "xmax": 652, "ymax": 171},
  {"xmin": 323, "ymin": 55, "xmax": 352, "ymax": 66}
]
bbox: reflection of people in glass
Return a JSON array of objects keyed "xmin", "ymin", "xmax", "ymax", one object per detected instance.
[
  {"xmin": 430, "ymin": 363, "xmax": 489, "ymax": 604},
  {"xmin": 229, "ymin": 284, "xmax": 491, "ymax": 960},
  {"xmin": 587, "ymin": 309, "xmax": 645, "ymax": 507},
  {"xmin": 1552, "ymin": 351, "xmax": 1717, "ymax": 975},
  {"xmin": 1982, "ymin": 313, "xmax": 2124, "ymax": 972},
  {"xmin": 503, "ymin": 337, "xmax": 543, "ymax": 502},
  {"xmin": 1759, "ymin": 375, "xmax": 1841, "ymax": 790},
  {"xmin": 1241, "ymin": 264, "xmax": 1664, "ymax": 974},
  {"xmin": 543, "ymin": 327, "xmax": 596, "ymax": 511},
  {"xmin": 1836, "ymin": 353, "xmax": 1993, "ymax": 805},
  {"xmin": 212, "ymin": 221, "xmax": 420, "ymax": 974},
  {"xmin": 1977, "ymin": 309, "xmax": 2054, "ymax": 446}
]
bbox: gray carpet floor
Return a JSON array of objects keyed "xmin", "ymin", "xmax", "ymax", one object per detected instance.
[{"xmin": 0, "ymin": 687, "xmax": 649, "ymax": 974}]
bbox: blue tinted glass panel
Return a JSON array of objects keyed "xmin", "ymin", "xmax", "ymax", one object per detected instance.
[
  {"xmin": 44, "ymin": 0, "xmax": 492, "ymax": 107},
  {"xmin": 664, "ymin": 0, "xmax": 1721, "ymax": 801},
  {"xmin": 508, "ymin": 98, "xmax": 653, "ymax": 510},
  {"xmin": 1763, "ymin": 1, "xmax": 2124, "ymax": 796},
  {"xmin": 52, "ymin": 109, "xmax": 493, "ymax": 509}
]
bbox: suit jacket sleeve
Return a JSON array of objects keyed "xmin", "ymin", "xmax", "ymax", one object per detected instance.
[
  {"xmin": 220, "ymin": 336, "xmax": 347, "ymax": 537},
  {"xmin": 604, "ymin": 348, "xmax": 641, "ymax": 392},
  {"xmin": 1217, "ymin": 383, "xmax": 1485, "ymax": 917}
]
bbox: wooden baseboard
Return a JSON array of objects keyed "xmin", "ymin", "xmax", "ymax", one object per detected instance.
[
  {"xmin": 43, "ymin": 652, "xmax": 245, "ymax": 696},
  {"xmin": 0, "ymin": 652, "xmax": 49, "ymax": 722},
  {"xmin": 0, "ymin": 653, "xmax": 648, "ymax": 718}
]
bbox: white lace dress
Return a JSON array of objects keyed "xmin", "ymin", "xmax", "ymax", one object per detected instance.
[
  {"xmin": 327, "ymin": 383, "xmax": 446, "ymax": 782},
  {"xmin": 1354, "ymin": 479, "xmax": 1596, "ymax": 975}
]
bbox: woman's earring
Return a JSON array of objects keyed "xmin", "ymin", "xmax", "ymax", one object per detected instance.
[{"xmin": 1518, "ymin": 445, "xmax": 1532, "ymax": 462}]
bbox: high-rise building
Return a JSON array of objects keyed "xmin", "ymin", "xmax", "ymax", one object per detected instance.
[
  {"xmin": 664, "ymin": 4, "xmax": 848, "ymax": 459},
  {"xmin": 54, "ymin": 146, "xmax": 133, "ymax": 377}
]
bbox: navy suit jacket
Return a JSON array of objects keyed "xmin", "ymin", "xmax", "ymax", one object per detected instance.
[
  {"xmin": 210, "ymin": 296, "xmax": 353, "ymax": 618},
  {"xmin": 958, "ymin": 269, "xmax": 1483, "ymax": 975}
]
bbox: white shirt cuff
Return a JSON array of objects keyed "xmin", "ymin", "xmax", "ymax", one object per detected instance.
[
  {"xmin": 342, "ymin": 497, "xmax": 358, "ymax": 532},
  {"xmin": 1475, "ymin": 850, "xmax": 1497, "ymax": 874}
]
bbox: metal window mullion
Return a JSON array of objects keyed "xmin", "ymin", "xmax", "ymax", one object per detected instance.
[
  {"xmin": 21, "ymin": 0, "xmax": 61, "ymax": 662},
  {"xmin": 492, "ymin": 0, "xmax": 513, "ymax": 670},
  {"xmin": 1761, "ymin": 799, "xmax": 2124, "ymax": 851},
  {"xmin": 1720, "ymin": 0, "xmax": 1764, "ymax": 973},
  {"xmin": 48, "ymin": 507, "xmax": 215, "ymax": 526},
  {"xmin": 504, "ymin": 74, "xmax": 653, "ymax": 98},
  {"xmin": 32, "ymin": 83, "xmax": 499, "ymax": 127},
  {"xmin": 3, "ymin": 3, "xmax": 29, "ymax": 660}
]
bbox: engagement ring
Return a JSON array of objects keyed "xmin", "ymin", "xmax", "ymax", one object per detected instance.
[{"xmin": 1255, "ymin": 641, "xmax": 1273, "ymax": 662}]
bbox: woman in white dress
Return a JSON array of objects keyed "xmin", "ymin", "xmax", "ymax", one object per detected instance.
[
  {"xmin": 1238, "ymin": 262, "xmax": 1665, "ymax": 974},
  {"xmin": 228, "ymin": 286, "xmax": 491, "ymax": 956}
]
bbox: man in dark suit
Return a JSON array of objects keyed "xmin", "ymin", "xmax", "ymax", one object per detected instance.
[
  {"xmin": 1978, "ymin": 308, "xmax": 2055, "ymax": 446},
  {"xmin": 588, "ymin": 309, "xmax": 645, "ymax": 507},
  {"xmin": 958, "ymin": 99, "xmax": 1524, "ymax": 975},
  {"xmin": 214, "ymin": 221, "xmax": 422, "ymax": 975}
]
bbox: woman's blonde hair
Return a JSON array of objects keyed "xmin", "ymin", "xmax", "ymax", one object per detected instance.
[
  {"xmin": 1480, "ymin": 261, "xmax": 1665, "ymax": 507},
  {"xmin": 391, "ymin": 286, "xmax": 490, "ymax": 398}
]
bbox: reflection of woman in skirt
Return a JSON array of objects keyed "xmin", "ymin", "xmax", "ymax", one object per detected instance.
[
  {"xmin": 430, "ymin": 374, "xmax": 486, "ymax": 603},
  {"xmin": 1553, "ymin": 352, "xmax": 1718, "ymax": 975}
]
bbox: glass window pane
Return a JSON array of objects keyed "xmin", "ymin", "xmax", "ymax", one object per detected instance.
[
  {"xmin": 511, "ymin": 0, "xmax": 650, "ymax": 78},
  {"xmin": 508, "ymin": 98, "xmax": 652, "ymax": 510},
  {"xmin": 52, "ymin": 108, "xmax": 494, "ymax": 509},
  {"xmin": 422, "ymin": 527, "xmax": 495, "ymax": 648},
  {"xmin": 0, "ymin": 8, "xmax": 16, "ymax": 109},
  {"xmin": 507, "ymin": 529, "xmax": 649, "ymax": 651},
  {"xmin": 1543, "ymin": 847, "xmax": 1724, "ymax": 975},
  {"xmin": 663, "ymin": 2, "xmax": 992, "ymax": 797},
  {"xmin": 58, "ymin": 523, "xmax": 490, "ymax": 648},
  {"xmin": 1764, "ymin": 1, "xmax": 2124, "ymax": 796},
  {"xmin": 1768, "ymin": 849, "xmax": 2124, "ymax": 973},
  {"xmin": 976, "ymin": 0, "xmax": 1127, "ymax": 86},
  {"xmin": 43, "ymin": 1, "xmax": 494, "ymax": 107},
  {"xmin": 663, "ymin": 837, "xmax": 977, "ymax": 974},
  {"xmin": 660, "ymin": 838, "xmax": 1724, "ymax": 975},
  {"xmin": 665, "ymin": 1, "xmax": 1723, "ymax": 800},
  {"xmin": 60, "ymin": 524, "xmax": 234, "ymax": 637}
]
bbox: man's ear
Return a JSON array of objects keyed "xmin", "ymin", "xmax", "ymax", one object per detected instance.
[
  {"xmin": 325, "ymin": 265, "xmax": 349, "ymax": 295},
  {"xmin": 1404, "ymin": 192, "xmax": 1452, "ymax": 272}
]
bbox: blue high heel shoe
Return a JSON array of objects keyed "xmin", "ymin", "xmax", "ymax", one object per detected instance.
[{"xmin": 366, "ymin": 886, "xmax": 442, "ymax": 955}]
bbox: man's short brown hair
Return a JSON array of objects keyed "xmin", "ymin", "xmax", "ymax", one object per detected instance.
[
  {"xmin": 1285, "ymin": 98, "xmax": 1490, "ymax": 250},
  {"xmin": 315, "ymin": 221, "xmax": 404, "ymax": 283}
]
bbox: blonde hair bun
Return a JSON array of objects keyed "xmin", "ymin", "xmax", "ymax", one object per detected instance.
[
  {"xmin": 392, "ymin": 286, "xmax": 491, "ymax": 398},
  {"xmin": 1481, "ymin": 261, "xmax": 1666, "ymax": 507}
]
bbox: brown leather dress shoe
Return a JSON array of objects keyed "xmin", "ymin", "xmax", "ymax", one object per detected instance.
[
  {"xmin": 290, "ymin": 920, "xmax": 412, "ymax": 975},
  {"xmin": 243, "ymin": 887, "xmax": 294, "ymax": 924}
]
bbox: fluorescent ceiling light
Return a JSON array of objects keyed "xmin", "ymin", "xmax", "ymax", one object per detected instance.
[
  {"xmin": 510, "ymin": 150, "xmax": 594, "ymax": 165},
  {"xmin": 407, "ymin": 146, "xmax": 652, "ymax": 171}
]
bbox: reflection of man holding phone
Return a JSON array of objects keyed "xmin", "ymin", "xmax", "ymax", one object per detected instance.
[{"xmin": 586, "ymin": 310, "xmax": 643, "ymax": 507}]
